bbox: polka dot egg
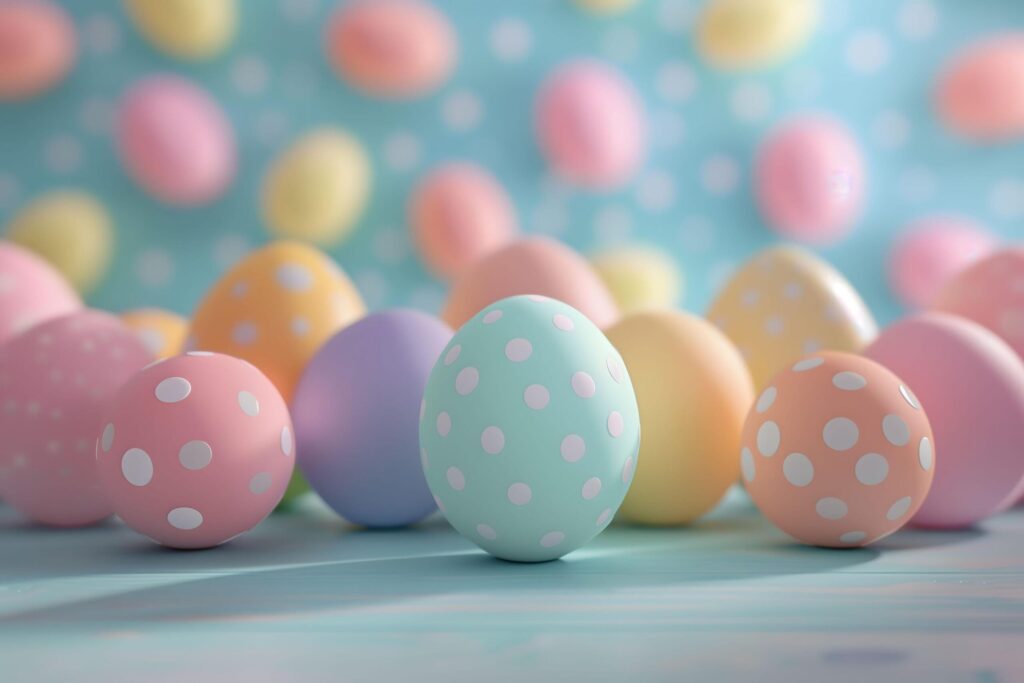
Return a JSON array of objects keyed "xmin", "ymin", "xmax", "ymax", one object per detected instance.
[
  {"xmin": 96, "ymin": 352, "xmax": 294, "ymax": 549},
  {"xmin": 741, "ymin": 351, "xmax": 934, "ymax": 548},
  {"xmin": 420, "ymin": 294, "xmax": 640, "ymax": 562}
]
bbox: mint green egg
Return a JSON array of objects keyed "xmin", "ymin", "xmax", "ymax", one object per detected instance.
[{"xmin": 419, "ymin": 294, "xmax": 640, "ymax": 562}]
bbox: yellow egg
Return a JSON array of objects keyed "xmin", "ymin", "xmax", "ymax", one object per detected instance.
[
  {"xmin": 124, "ymin": 0, "xmax": 235, "ymax": 61},
  {"xmin": 591, "ymin": 245, "xmax": 683, "ymax": 313},
  {"xmin": 697, "ymin": 0, "xmax": 817, "ymax": 71},
  {"xmin": 262, "ymin": 128, "xmax": 372, "ymax": 247},
  {"xmin": 606, "ymin": 310, "xmax": 753, "ymax": 525},
  {"xmin": 5, "ymin": 190, "xmax": 113, "ymax": 294},
  {"xmin": 572, "ymin": 0, "xmax": 637, "ymax": 16},
  {"xmin": 706, "ymin": 246, "xmax": 877, "ymax": 390},
  {"xmin": 120, "ymin": 308, "xmax": 189, "ymax": 360}
]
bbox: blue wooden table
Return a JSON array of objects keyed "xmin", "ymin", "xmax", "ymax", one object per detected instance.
[{"xmin": 2, "ymin": 490, "xmax": 1021, "ymax": 682}]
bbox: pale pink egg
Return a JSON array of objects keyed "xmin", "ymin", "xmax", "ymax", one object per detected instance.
[
  {"xmin": 410, "ymin": 162, "xmax": 518, "ymax": 280},
  {"xmin": 741, "ymin": 351, "xmax": 934, "ymax": 548},
  {"xmin": 96, "ymin": 352, "xmax": 294, "ymax": 549},
  {"xmin": 441, "ymin": 237, "xmax": 620, "ymax": 330},
  {"xmin": 865, "ymin": 313, "xmax": 1024, "ymax": 529},
  {"xmin": 936, "ymin": 34, "xmax": 1024, "ymax": 141},
  {"xmin": 535, "ymin": 60, "xmax": 646, "ymax": 190},
  {"xmin": 888, "ymin": 216, "xmax": 997, "ymax": 310},
  {"xmin": 325, "ymin": 0, "xmax": 456, "ymax": 99},
  {"xmin": 116, "ymin": 74, "xmax": 236, "ymax": 206},
  {"xmin": 0, "ymin": 0, "xmax": 76, "ymax": 101},
  {"xmin": 0, "ymin": 241, "xmax": 80, "ymax": 344},
  {"xmin": 0, "ymin": 310, "xmax": 151, "ymax": 526},
  {"xmin": 755, "ymin": 115, "xmax": 865, "ymax": 244}
]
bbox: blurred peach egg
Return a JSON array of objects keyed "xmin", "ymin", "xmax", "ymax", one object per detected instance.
[
  {"xmin": 120, "ymin": 308, "xmax": 189, "ymax": 360},
  {"xmin": 0, "ymin": 0, "xmax": 75, "ymax": 101},
  {"xmin": 936, "ymin": 34, "xmax": 1024, "ymax": 141}
]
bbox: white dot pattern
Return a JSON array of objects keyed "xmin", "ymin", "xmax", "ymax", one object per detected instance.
[
  {"xmin": 561, "ymin": 434, "xmax": 586, "ymax": 462},
  {"xmin": 155, "ymin": 377, "xmax": 191, "ymax": 403},
  {"xmin": 238, "ymin": 391, "xmax": 260, "ymax": 416},
  {"xmin": 122, "ymin": 448, "xmax": 153, "ymax": 486},
  {"xmin": 455, "ymin": 367, "xmax": 479, "ymax": 395},
  {"xmin": 855, "ymin": 453, "xmax": 889, "ymax": 485},
  {"xmin": 505, "ymin": 338, "xmax": 532, "ymax": 362},
  {"xmin": 823, "ymin": 417, "xmax": 859, "ymax": 451},
  {"xmin": 756, "ymin": 386, "xmax": 777, "ymax": 413},
  {"xmin": 507, "ymin": 482, "xmax": 532, "ymax": 505},
  {"xmin": 883, "ymin": 414, "xmax": 910, "ymax": 446},
  {"xmin": 816, "ymin": 497, "xmax": 848, "ymax": 520},
  {"xmin": 524, "ymin": 384, "xmax": 550, "ymax": 410},
  {"xmin": 783, "ymin": 453, "xmax": 814, "ymax": 487},
  {"xmin": 167, "ymin": 507, "xmax": 203, "ymax": 530},
  {"xmin": 481, "ymin": 426, "xmax": 505, "ymax": 454},
  {"xmin": 571, "ymin": 371, "xmax": 596, "ymax": 398},
  {"xmin": 179, "ymin": 440, "xmax": 213, "ymax": 471},
  {"xmin": 740, "ymin": 447, "xmax": 755, "ymax": 482},
  {"xmin": 757, "ymin": 421, "xmax": 780, "ymax": 456}
]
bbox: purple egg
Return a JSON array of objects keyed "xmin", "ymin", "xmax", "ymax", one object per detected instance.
[{"xmin": 293, "ymin": 309, "xmax": 453, "ymax": 527}]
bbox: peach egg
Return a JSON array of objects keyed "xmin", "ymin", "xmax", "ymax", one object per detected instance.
[
  {"xmin": 0, "ymin": 241, "xmax": 80, "ymax": 344},
  {"xmin": 120, "ymin": 308, "xmax": 189, "ymax": 360},
  {"xmin": 936, "ymin": 34, "xmax": 1024, "ymax": 141},
  {"xmin": 742, "ymin": 351, "xmax": 934, "ymax": 548},
  {"xmin": 697, "ymin": 0, "xmax": 818, "ymax": 71},
  {"xmin": 0, "ymin": 0, "xmax": 76, "ymax": 101}
]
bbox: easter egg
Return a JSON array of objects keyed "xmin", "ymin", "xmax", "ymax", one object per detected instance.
[
  {"xmin": 410, "ymin": 162, "xmax": 518, "ymax": 281},
  {"xmin": 0, "ymin": 0, "xmax": 75, "ymax": 101},
  {"xmin": 421, "ymin": 295, "xmax": 640, "ymax": 562},
  {"xmin": 117, "ymin": 75, "xmax": 236, "ymax": 206},
  {"xmin": 707, "ymin": 246, "xmax": 877, "ymax": 390},
  {"xmin": 325, "ymin": 0, "xmax": 456, "ymax": 99},
  {"xmin": 263, "ymin": 128, "xmax": 372, "ymax": 247},
  {"xmin": 591, "ymin": 245, "xmax": 683, "ymax": 313},
  {"xmin": 96, "ymin": 352, "xmax": 293, "ymax": 549},
  {"xmin": 572, "ymin": 0, "xmax": 637, "ymax": 16},
  {"xmin": 124, "ymin": 0, "xmax": 235, "ymax": 61},
  {"xmin": 743, "ymin": 352, "xmax": 933, "ymax": 547},
  {"xmin": 933, "ymin": 247, "xmax": 1024, "ymax": 361},
  {"xmin": 293, "ymin": 310, "xmax": 452, "ymax": 527},
  {"xmin": 536, "ymin": 60, "xmax": 646, "ymax": 190},
  {"xmin": 697, "ymin": 0, "xmax": 818, "ymax": 71},
  {"xmin": 443, "ymin": 237, "xmax": 619, "ymax": 330},
  {"xmin": 0, "ymin": 310, "xmax": 151, "ymax": 526},
  {"xmin": 888, "ymin": 216, "xmax": 997, "ymax": 310},
  {"xmin": 936, "ymin": 34, "xmax": 1024, "ymax": 141},
  {"xmin": 865, "ymin": 313, "xmax": 1024, "ymax": 528},
  {"xmin": 606, "ymin": 311, "xmax": 753, "ymax": 525},
  {"xmin": 120, "ymin": 308, "xmax": 189, "ymax": 360},
  {"xmin": 0, "ymin": 241, "xmax": 80, "ymax": 344},
  {"xmin": 755, "ymin": 115, "xmax": 865, "ymax": 244},
  {"xmin": 5, "ymin": 190, "xmax": 113, "ymax": 294}
]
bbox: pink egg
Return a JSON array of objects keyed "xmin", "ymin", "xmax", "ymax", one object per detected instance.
[
  {"xmin": 755, "ymin": 115, "xmax": 865, "ymax": 244},
  {"xmin": 116, "ymin": 74, "xmax": 236, "ymax": 206},
  {"xmin": 865, "ymin": 313, "xmax": 1024, "ymax": 529},
  {"xmin": 0, "ymin": 241, "xmax": 80, "ymax": 344},
  {"xmin": 0, "ymin": 0, "xmax": 75, "ymax": 101},
  {"xmin": 0, "ymin": 310, "xmax": 151, "ymax": 526},
  {"xmin": 535, "ymin": 60, "xmax": 646, "ymax": 190},
  {"xmin": 325, "ymin": 0, "xmax": 456, "ymax": 99},
  {"xmin": 96, "ymin": 352, "xmax": 294, "ymax": 549},
  {"xmin": 410, "ymin": 162, "xmax": 518, "ymax": 280},
  {"xmin": 888, "ymin": 216, "xmax": 998, "ymax": 310},
  {"xmin": 936, "ymin": 34, "xmax": 1024, "ymax": 141}
]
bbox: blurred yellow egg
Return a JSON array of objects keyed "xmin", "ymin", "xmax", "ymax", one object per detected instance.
[
  {"xmin": 262, "ymin": 128, "xmax": 372, "ymax": 247},
  {"xmin": 606, "ymin": 310, "xmax": 753, "ymax": 525},
  {"xmin": 572, "ymin": 0, "xmax": 637, "ymax": 16},
  {"xmin": 591, "ymin": 245, "xmax": 683, "ymax": 313},
  {"xmin": 124, "ymin": 0, "xmax": 235, "ymax": 61},
  {"xmin": 5, "ymin": 190, "xmax": 113, "ymax": 294},
  {"xmin": 120, "ymin": 308, "xmax": 189, "ymax": 360},
  {"xmin": 706, "ymin": 246, "xmax": 877, "ymax": 390},
  {"xmin": 697, "ymin": 0, "xmax": 817, "ymax": 71}
]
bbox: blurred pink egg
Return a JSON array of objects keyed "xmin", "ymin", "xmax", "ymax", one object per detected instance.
[
  {"xmin": 441, "ymin": 236, "xmax": 619, "ymax": 329},
  {"xmin": 0, "ymin": 0, "xmax": 75, "ymax": 101},
  {"xmin": 865, "ymin": 313, "xmax": 1024, "ymax": 529},
  {"xmin": 536, "ymin": 60, "xmax": 646, "ymax": 190},
  {"xmin": 755, "ymin": 115, "xmax": 865, "ymax": 244},
  {"xmin": 936, "ymin": 34, "xmax": 1024, "ymax": 141},
  {"xmin": 97, "ymin": 352, "xmax": 294, "ymax": 549},
  {"xmin": 325, "ymin": 0, "xmax": 456, "ymax": 99},
  {"xmin": 410, "ymin": 162, "xmax": 518, "ymax": 280},
  {"xmin": 0, "ymin": 241, "xmax": 80, "ymax": 344},
  {"xmin": 888, "ymin": 216, "xmax": 998, "ymax": 310},
  {"xmin": 0, "ymin": 310, "xmax": 151, "ymax": 526},
  {"xmin": 116, "ymin": 74, "xmax": 236, "ymax": 206}
]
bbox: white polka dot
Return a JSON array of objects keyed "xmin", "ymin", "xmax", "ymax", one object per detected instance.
[
  {"xmin": 233, "ymin": 322, "xmax": 258, "ymax": 345},
  {"xmin": 167, "ymin": 507, "xmax": 203, "ymax": 530},
  {"xmin": 276, "ymin": 263, "xmax": 314, "ymax": 291},
  {"xmin": 476, "ymin": 523, "xmax": 498, "ymax": 540},
  {"xmin": 596, "ymin": 508, "xmax": 612, "ymax": 527},
  {"xmin": 765, "ymin": 316, "xmax": 784, "ymax": 335},
  {"xmin": 823, "ymin": 417, "xmax": 859, "ymax": 451},
  {"xmin": 898, "ymin": 0, "xmax": 937, "ymax": 40},
  {"xmin": 832, "ymin": 372, "xmax": 867, "ymax": 391},
  {"xmin": 741, "ymin": 289, "xmax": 760, "ymax": 307},
  {"xmin": 238, "ymin": 391, "xmax": 260, "ymax": 417},
  {"xmin": 918, "ymin": 436, "xmax": 933, "ymax": 470},
  {"xmin": 101, "ymin": 423, "xmax": 115, "ymax": 453},
  {"xmin": 490, "ymin": 17, "xmax": 532, "ymax": 63},
  {"xmin": 783, "ymin": 453, "xmax": 814, "ymax": 487},
  {"xmin": 483, "ymin": 310, "xmax": 503, "ymax": 324},
  {"xmin": 793, "ymin": 357, "xmax": 824, "ymax": 372},
  {"xmin": 882, "ymin": 414, "xmax": 910, "ymax": 446},
  {"xmin": 607, "ymin": 411, "xmax": 624, "ymax": 437},
  {"xmin": 855, "ymin": 453, "xmax": 889, "ymax": 485},
  {"xmin": 290, "ymin": 317, "xmax": 310, "ymax": 336},
  {"xmin": 436, "ymin": 412, "xmax": 452, "ymax": 437},
  {"xmin": 756, "ymin": 387, "xmax": 777, "ymax": 413},
  {"xmin": 757, "ymin": 421, "xmax": 780, "ymax": 457},
  {"xmin": 455, "ymin": 367, "xmax": 479, "ymax": 395},
  {"xmin": 621, "ymin": 456, "xmax": 635, "ymax": 483},
  {"xmin": 730, "ymin": 81, "xmax": 772, "ymax": 123},
  {"xmin": 607, "ymin": 356, "xmax": 625, "ymax": 384},
  {"xmin": 441, "ymin": 90, "xmax": 483, "ymax": 131},
  {"xmin": 636, "ymin": 170, "xmax": 676, "ymax": 212},
  {"xmin": 505, "ymin": 338, "xmax": 533, "ymax": 362},
  {"xmin": 179, "ymin": 441, "xmax": 213, "ymax": 471},
  {"xmin": 446, "ymin": 467, "xmax": 465, "ymax": 491},
  {"xmin": 816, "ymin": 497, "xmax": 848, "ymax": 520},
  {"xmin": 249, "ymin": 472, "xmax": 272, "ymax": 494},
  {"xmin": 887, "ymin": 496, "xmax": 913, "ymax": 521},
  {"xmin": 839, "ymin": 530, "xmax": 866, "ymax": 544},
  {"xmin": 281, "ymin": 426, "xmax": 293, "ymax": 456},
  {"xmin": 524, "ymin": 384, "xmax": 550, "ymax": 410},
  {"xmin": 481, "ymin": 426, "xmax": 505, "ymax": 455},
  {"xmin": 444, "ymin": 344, "xmax": 462, "ymax": 366},
  {"xmin": 740, "ymin": 447, "xmax": 755, "ymax": 482},
  {"xmin": 700, "ymin": 154, "xmax": 740, "ymax": 195},
  {"xmin": 155, "ymin": 377, "xmax": 191, "ymax": 403},
  {"xmin": 507, "ymin": 482, "xmax": 532, "ymax": 505},
  {"xmin": 136, "ymin": 328, "xmax": 165, "ymax": 356},
  {"xmin": 540, "ymin": 531, "xmax": 565, "ymax": 548},
  {"xmin": 655, "ymin": 60, "xmax": 697, "ymax": 103},
  {"xmin": 121, "ymin": 448, "xmax": 153, "ymax": 486},
  {"xmin": 561, "ymin": 434, "xmax": 586, "ymax": 462},
  {"xmin": 899, "ymin": 384, "xmax": 920, "ymax": 410},
  {"xmin": 553, "ymin": 314, "xmax": 574, "ymax": 331},
  {"xmin": 845, "ymin": 30, "xmax": 890, "ymax": 73},
  {"xmin": 581, "ymin": 477, "xmax": 602, "ymax": 500},
  {"xmin": 783, "ymin": 282, "xmax": 803, "ymax": 300},
  {"xmin": 571, "ymin": 371, "xmax": 596, "ymax": 398}
]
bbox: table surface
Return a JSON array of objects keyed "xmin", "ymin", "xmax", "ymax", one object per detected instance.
[{"xmin": 1, "ymin": 490, "xmax": 1022, "ymax": 683}]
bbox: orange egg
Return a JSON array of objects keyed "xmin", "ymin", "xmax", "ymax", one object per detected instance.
[
  {"xmin": 119, "ymin": 308, "xmax": 189, "ymax": 360},
  {"xmin": 0, "ymin": 0, "xmax": 76, "ymax": 101}
]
